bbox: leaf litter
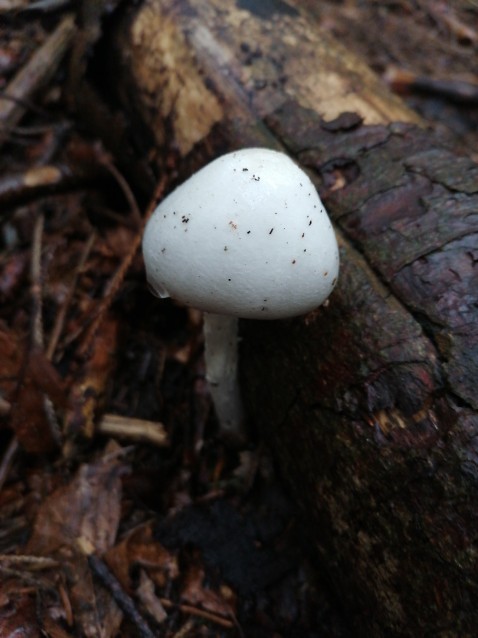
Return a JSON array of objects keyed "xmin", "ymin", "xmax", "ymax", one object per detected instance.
[{"xmin": 2, "ymin": 1, "xmax": 475, "ymax": 636}]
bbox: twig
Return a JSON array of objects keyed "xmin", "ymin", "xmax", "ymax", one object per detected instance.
[
  {"xmin": 385, "ymin": 66, "xmax": 478, "ymax": 104},
  {"xmin": 30, "ymin": 215, "xmax": 63, "ymax": 448},
  {"xmin": 78, "ymin": 175, "xmax": 167, "ymax": 360},
  {"xmin": 33, "ymin": 121, "xmax": 71, "ymax": 166},
  {"xmin": 0, "ymin": 0, "xmax": 29, "ymax": 11},
  {"xmin": 46, "ymin": 232, "xmax": 96, "ymax": 360},
  {"xmin": 421, "ymin": 0, "xmax": 478, "ymax": 44},
  {"xmin": 0, "ymin": 165, "xmax": 68, "ymax": 212},
  {"xmin": 159, "ymin": 598, "xmax": 235, "ymax": 630},
  {"xmin": 0, "ymin": 94, "xmax": 49, "ymax": 120},
  {"xmin": 0, "ymin": 554, "xmax": 59, "ymax": 569},
  {"xmin": 86, "ymin": 552, "xmax": 156, "ymax": 638},
  {"xmin": 0, "ymin": 563, "xmax": 59, "ymax": 597},
  {"xmin": 97, "ymin": 414, "xmax": 168, "ymax": 448},
  {"xmin": 0, "ymin": 0, "xmax": 73, "ymax": 13},
  {"xmin": 0, "ymin": 564, "xmax": 45, "ymax": 587},
  {"xmin": 31, "ymin": 214, "xmax": 45, "ymax": 349},
  {"xmin": 59, "ymin": 581, "xmax": 74, "ymax": 627},
  {"xmin": 171, "ymin": 619, "xmax": 195, "ymax": 638},
  {"xmin": 99, "ymin": 153, "xmax": 142, "ymax": 227},
  {"xmin": 0, "ymin": 14, "xmax": 76, "ymax": 148},
  {"xmin": 0, "ymin": 437, "xmax": 19, "ymax": 493},
  {"xmin": 2, "ymin": 123, "xmax": 62, "ymax": 136}
]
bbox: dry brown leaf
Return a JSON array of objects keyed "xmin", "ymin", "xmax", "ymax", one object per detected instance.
[
  {"xmin": 101, "ymin": 226, "xmax": 137, "ymax": 261},
  {"xmin": 0, "ymin": 251, "xmax": 28, "ymax": 301},
  {"xmin": 67, "ymin": 555, "xmax": 122, "ymax": 638},
  {"xmin": 0, "ymin": 588, "xmax": 40, "ymax": 638},
  {"xmin": 0, "ymin": 323, "xmax": 23, "ymax": 401},
  {"xmin": 105, "ymin": 522, "xmax": 179, "ymax": 592},
  {"xmin": 41, "ymin": 615, "xmax": 73, "ymax": 638},
  {"xmin": 9, "ymin": 348, "xmax": 66, "ymax": 454},
  {"xmin": 181, "ymin": 561, "xmax": 236, "ymax": 619},
  {"xmin": 25, "ymin": 445, "xmax": 127, "ymax": 638},
  {"xmin": 27, "ymin": 443, "xmax": 125, "ymax": 556},
  {"xmin": 136, "ymin": 569, "xmax": 168, "ymax": 624}
]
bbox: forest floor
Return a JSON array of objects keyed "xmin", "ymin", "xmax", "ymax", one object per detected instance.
[{"xmin": 0, "ymin": 1, "xmax": 476, "ymax": 637}]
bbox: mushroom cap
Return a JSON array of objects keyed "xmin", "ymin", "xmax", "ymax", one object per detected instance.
[{"xmin": 143, "ymin": 148, "xmax": 339, "ymax": 319}]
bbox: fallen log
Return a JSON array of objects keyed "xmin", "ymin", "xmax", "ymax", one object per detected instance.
[{"xmin": 112, "ymin": 1, "xmax": 478, "ymax": 635}]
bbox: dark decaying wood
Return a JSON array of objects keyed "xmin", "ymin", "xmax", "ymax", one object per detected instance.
[{"xmin": 113, "ymin": 0, "xmax": 478, "ymax": 635}]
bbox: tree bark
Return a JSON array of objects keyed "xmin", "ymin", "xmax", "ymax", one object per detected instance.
[{"xmin": 114, "ymin": 1, "xmax": 478, "ymax": 635}]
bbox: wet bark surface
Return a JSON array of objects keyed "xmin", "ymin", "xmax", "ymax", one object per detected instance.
[
  {"xmin": 242, "ymin": 111, "xmax": 478, "ymax": 636},
  {"xmin": 117, "ymin": 1, "xmax": 478, "ymax": 634}
]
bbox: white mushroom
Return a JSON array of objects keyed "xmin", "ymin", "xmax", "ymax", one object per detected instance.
[{"xmin": 142, "ymin": 148, "xmax": 339, "ymax": 441}]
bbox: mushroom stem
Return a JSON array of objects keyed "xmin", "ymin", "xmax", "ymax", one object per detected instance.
[{"xmin": 203, "ymin": 312, "xmax": 244, "ymax": 440}]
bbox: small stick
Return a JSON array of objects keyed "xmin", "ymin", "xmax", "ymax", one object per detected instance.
[
  {"xmin": 46, "ymin": 232, "xmax": 96, "ymax": 360},
  {"xmin": 30, "ymin": 215, "xmax": 63, "ymax": 447},
  {"xmin": 0, "ymin": 0, "xmax": 72, "ymax": 12},
  {"xmin": 86, "ymin": 552, "xmax": 156, "ymax": 638},
  {"xmin": 421, "ymin": 0, "xmax": 478, "ymax": 45},
  {"xmin": 1, "ymin": 122, "xmax": 61, "ymax": 136},
  {"xmin": 0, "ymin": 0, "xmax": 29, "ymax": 11},
  {"xmin": 99, "ymin": 154, "xmax": 142, "ymax": 227},
  {"xmin": 0, "ymin": 158, "xmax": 108, "ymax": 213},
  {"xmin": 159, "ymin": 598, "xmax": 235, "ymax": 629},
  {"xmin": 1, "ymin": 213, "xmax": 58, "ymax": 486},
  {"xmin": 171, "ymin": 619, "xmax": 195, "ymax": 638},
  {"xmin": 0, "ymin": 437, "xmax": 19, "ymax": 493},
  {"xmin": 0, "ymin": 166, "xmax": 65, "ymax": 211},
  {"xmin": 0, "ymin": 14, "xmax": 76, "ymax": 148},
  {"xmin": 0, "ymin": 564, "xmax": 46, "ymax": 588},
  {"xmin": 0, "ymin": 554, "xmax": 59, "ymax": 569},
  {"xmin": 31, "ymin": 214, "xmax": 45, "ymax": 349},
  {"xmin": 97, "ymin": 414, "xmax": 168, "ymax": 448},
  {"xmin": 78, "ymin": 175, "xmax": 167, "ymax": 359},
  {"xmin": 385, "ymin": 67, "xmax": 478, "ymax": 105}
]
